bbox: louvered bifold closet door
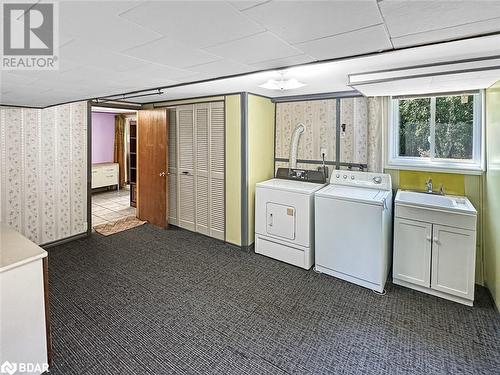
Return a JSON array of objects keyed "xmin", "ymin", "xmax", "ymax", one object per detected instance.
[
  {"xmin": 168, "ymin": 108, "xmax": 177, "ymax": 225},
  {"xmin": 209, "ymin": 102, "xmax": 225, "ymax": 240},
  {"xmin": 195, "ymin": 104, "xmax": 210, "ymax": 236},
  {"xmin": 177, "ymin": 105, "xmax": 195, "ymax": 231}
]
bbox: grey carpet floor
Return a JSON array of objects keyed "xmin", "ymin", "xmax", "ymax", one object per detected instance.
[{"xmin": 46, "ymin": 224, "xmax": 500, "ymax": 375}]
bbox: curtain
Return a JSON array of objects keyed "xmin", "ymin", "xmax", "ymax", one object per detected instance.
[{"xmin": 114, "ymin": 115, "xmax": 126, "ymax": 188}]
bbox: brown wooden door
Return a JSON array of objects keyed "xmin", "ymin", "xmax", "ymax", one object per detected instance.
[{"xmin": 137, "ymin": 109, "xmax": 168, "ymax": 227}]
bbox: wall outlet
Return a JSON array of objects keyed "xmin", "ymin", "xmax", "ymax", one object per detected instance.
[{"xmin": 320, "ymin": 148, "xmax": 327, "ymax": 158}]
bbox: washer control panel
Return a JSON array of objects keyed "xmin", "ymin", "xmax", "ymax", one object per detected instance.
[{"xmin": 330, "ymin": 170, "xmax": 392, "ymax": 191}]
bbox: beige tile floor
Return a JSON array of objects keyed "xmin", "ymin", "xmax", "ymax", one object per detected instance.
[{"xmin": 91, "ymin": 185, "xmax": 136, "ymax": 227}]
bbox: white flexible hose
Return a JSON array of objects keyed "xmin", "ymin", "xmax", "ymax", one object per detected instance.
[{"xmin": 289, "ymin": 123, "xmax": 305, "ymax": 169}]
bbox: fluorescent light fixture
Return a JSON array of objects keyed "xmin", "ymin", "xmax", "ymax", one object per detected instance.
[
  {"xmin": 348, "ymin": 56, "xmax": 500, "ymax": 96},
  {"xmin": 259, "ymin": 71, "xmax": 306, "ymax": 91}
]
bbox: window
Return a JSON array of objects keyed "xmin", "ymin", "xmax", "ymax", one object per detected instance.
[{"xmin": 388, "ymin": 92, "xmax": 483, "ymax": 173}]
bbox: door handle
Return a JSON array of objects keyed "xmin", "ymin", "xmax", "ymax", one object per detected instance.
[
  {"xmin": 159, "ymin": 171, "xmax": 166, "ymax": 177},
  {"xmin": 433, "ymin": 237, "xmax": 440, "ymax": 245},
  {"xmin": 268, "ymin": 213, "xmax": 273, "ymax": 227},
  {"xmin": 182, "ymin": 171, "xmax": 190, "ymax": 175}
]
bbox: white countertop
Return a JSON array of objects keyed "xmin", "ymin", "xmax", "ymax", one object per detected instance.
[
  {"xmin": 92, "ymin": 162, "xmax": 118, "ymax": 167},
  {"xmin": 0, "ymin": 223, "xmax": 47, "ymax": 273}
]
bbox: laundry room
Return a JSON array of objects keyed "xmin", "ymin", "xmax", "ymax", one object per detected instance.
[{"xmin": 1, "ymin": 2, "xmax": 500, "ymax": 374}]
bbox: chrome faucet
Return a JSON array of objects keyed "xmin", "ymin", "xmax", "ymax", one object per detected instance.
[{"xmin": 425, "ymin": 178, "xmax": 433, "ymax": 193}]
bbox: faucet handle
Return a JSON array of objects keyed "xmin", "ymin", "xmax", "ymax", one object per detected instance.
[{"xmin": 439, "ymin": 184, "xmax": 445, "ymax": 195}]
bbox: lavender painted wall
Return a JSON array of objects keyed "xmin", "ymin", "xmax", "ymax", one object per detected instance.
[{"xmin": 92, "ymin": 112, "xmax": 115, "ymax": 164}]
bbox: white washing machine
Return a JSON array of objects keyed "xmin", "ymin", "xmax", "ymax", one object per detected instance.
[
  {"xmin": 255, "ymin": 177, "xmax": 326, "ymax": 269},
  {"xmin": 314, "ymin": 170, "xmax": 393, "ymax": 292}
]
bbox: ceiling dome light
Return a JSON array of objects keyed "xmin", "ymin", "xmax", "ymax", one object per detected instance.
[{"xmin": 259, "ymin": 72, "xmax": 306, "ymax": 91}]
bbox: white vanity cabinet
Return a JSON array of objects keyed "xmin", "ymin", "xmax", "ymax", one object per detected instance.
[
  {"xmin": 91, "ymin": 162, "xmax": 119, "ymax": 189},
  {"xmin": 393, "ymin": 190, "xmax": 477, "ymax": 306}
]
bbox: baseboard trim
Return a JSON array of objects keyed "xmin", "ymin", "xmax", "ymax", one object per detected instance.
[
  {"xmin": 41, "ymin": 232, "xmax": 88, "ymax": 249},
  {"xmin": 241, "ymin": 243, "xmax": 254, "ymax": 252},
  {"xmin": 483, "ymin": 281, "xmax": 500, "ymax": 313}
]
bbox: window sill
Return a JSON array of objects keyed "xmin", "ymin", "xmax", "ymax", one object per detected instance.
[{"xmin": 386, "ymin": 161, "xmax": 484, "ymax": 175}]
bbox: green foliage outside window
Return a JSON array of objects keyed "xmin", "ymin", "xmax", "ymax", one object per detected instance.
[{"xmin": 398, "ymin": 95, "xmax": 474, "ymax": 160}]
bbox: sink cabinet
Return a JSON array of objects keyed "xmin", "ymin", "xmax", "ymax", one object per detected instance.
[
  {"xmin": 393, "ymin": 191, "xmax": 477, "ymax": 306},
  {"xmin": 431, "ymin": 225, "xmax": 476, "ymax": 300},
  {"xmin": 393, "ymin": 218, "xmax": 432, "ymax": 287}
]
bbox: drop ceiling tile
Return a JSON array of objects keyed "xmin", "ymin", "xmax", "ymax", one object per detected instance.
[
  {"xmin": 0, "ymin": 72, "xmax": 39, "ymax": 86},
  {"xmin": 391, "ymin": 17, "xmax": 500, "ymax": 48},
  {"xmin": 122, "ymin": 37, "xmax": 222, "ymax": 68},
  {"xmin": 60, "ymin": 40, "xmax": 147, "ymax": 72},
  {"xmin": 120, "ymin": 1, "xmax": 264, "ymax": 48},
  {"xmin": 229, "ymin": 1, "xmax": 270, "ymax": 11},
  {"xmin": 296, "ymin": 25, "xmax": 392, "ymax": 61},
  {"xmin": 60, "ymin": 2, "xmax": 161, "ymax": 52},
  {"xmin": 205, "ymin": 32, "xmax": 303, "ymax": 65},
  {"xmin": 242, "ymin": 0, "xmax": 382, "ymax": 44},
  {"xmin": 251, "ymin": 54, "xmax": 315, "ymax": 70},
  {"xmin": 125, "ymin": 62, "xmax": 197, "ymax": 81},
  {"xmin": 188, "ymin": 59, "xmax": 255, "ymax": 77},
  {"xmin": 380, "ymin": 1, "xmax": 500, "ymax": 38},
  {"xmin": 4, "ymin": 59, "xmax": 82, "ymax": 83},
  {"xmin": 61, "ymin": 1, "xmax": 143, "ymax": 18}
]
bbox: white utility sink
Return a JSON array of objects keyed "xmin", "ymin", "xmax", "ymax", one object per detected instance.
[
  {"xmin": 395, "ymin": 190, "xmax": 476, "ymax": 214},
  {"xmin": 393, "ymin": 189, "xmax": 477, "ymax": 306}
]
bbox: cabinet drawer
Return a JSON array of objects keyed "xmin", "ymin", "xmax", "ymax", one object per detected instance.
[
  {"xmin": 101, "ymin": 174, "xmax": 118, "ymax": 185},
  {"xmin": 91, "ymin": 165, "xmax": 118, "ymax": 188}
]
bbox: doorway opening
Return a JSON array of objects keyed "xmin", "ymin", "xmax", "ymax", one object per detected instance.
[{"xmin": 90, "ymin": 106, "xmax": 138, "ymax": 229}]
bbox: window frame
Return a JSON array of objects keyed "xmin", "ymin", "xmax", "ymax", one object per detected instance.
[{"xmin": 386, "ymin": 91, "xmax": 484, "ymax": 174}]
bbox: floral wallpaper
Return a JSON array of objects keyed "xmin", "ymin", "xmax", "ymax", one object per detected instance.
[
  {"xmin": 275, "ymin": 97, "xmax": 380, "ymax": 172},
  {"xmin": 0, "ymin": 102, "xmax": 88, "ymax": 244},
  {"xmin": 276, "ymin": 99, "xmax": 337, "ymax": 162},
  {"xmin": 367, "ymin": 97, "xmax": 385, "ymax": 173},
  {"xmin": 275, "ymin": 97, "xmax": 385, "ymax": 173},
  {"xmin": 340, "ymin": 97, "xmax": 368, "ymax": 164}
]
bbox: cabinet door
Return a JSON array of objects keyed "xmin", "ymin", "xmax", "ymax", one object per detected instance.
[
  {"xmin": 195, "ymin": 104, "xmax": 210, "ymax": 236},
  {"xmin": 209, "ymin": 102, "xmax": 225, "ymax": 241},
  {"xmin": 431, "ymin": 225, "xmax": 476, "ymax": 300},
  {"xmin": 167, "ymin": 109, "xmax": 177, "ymax": 225},
  {"xmin": 393, "ymin": 218, "xmax": 432, "ymax": 287}
]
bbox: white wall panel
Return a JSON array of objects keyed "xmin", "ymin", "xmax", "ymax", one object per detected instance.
[
  {"xmin": 41, "ymin": 107, "xmax": 57, "ymax": 243},
  {"xmin": 0, "ymin": 102, "xmax": 88, "ymax": 245},
  {"xmin": 22, "ymin": 109, "xmax": 41, "ymax": 243}
]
